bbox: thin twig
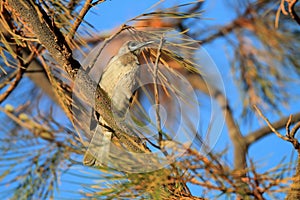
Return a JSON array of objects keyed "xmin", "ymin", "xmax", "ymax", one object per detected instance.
[
  {"xmin": 150, "ymin": 35, "xmax": 192, "ymax": 195},
  {"xmin": 281, "ymin": 0, "xmax": 289, "ymax": 15},
  {"xmin": 0, "ymin": 70, "xmax": 18, "ymax": 89},
  {"xmin": 91, "ymin": 0, "xmax": 105, "ymax": 6},
  {"xmin": 0, "ymin": 58, "xmax": 28, "ymax": 103},
  {"xmin": 85, "ymin": 24, "xmax": 130, "ymax": 73},
  {"xmin": 279, "ymin": 0, "xmax": 300, "ymax": 26},
  {"xmin": 67, "ymin": 0, "xmax": 93, "ymax": 41},
  {"xmin": 153, "ymin": 35, "xmax": 165, "ymax": 144},
  {"xmin": 245, "ymin": 111, "xmax": 300, "ymax": 144},
  {"xmin": 291, "ymin": 121, "xmax": 300, "ymax": 138},
  {"xmin": 253, "ymin": 105, "xmax": 289, "ymax": 141},
  {"xmin": 254, "ymin": 105, "xmax": 300, "ymax": 151},
  {"xmin": 286, "ymin": 115, "xmax": 292, "ymax": 136},
  {"xmin": 287, "ymin": 0, "xmax": 300, "ymax": 25}
]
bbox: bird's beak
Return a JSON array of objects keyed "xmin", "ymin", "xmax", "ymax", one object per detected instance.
[{"xmin": 132, "ymin": 40, "xmax": 154, "ymax": 51}]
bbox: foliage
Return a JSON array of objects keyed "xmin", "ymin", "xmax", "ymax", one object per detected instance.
[{"xmin": 0, "ymin": 0, "xmax": 300, "ymax": 199}]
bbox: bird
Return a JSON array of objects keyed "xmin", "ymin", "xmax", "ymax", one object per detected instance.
[{"xmin": 83, "ymin": 40, "xmax": 154, "ymax": 167}]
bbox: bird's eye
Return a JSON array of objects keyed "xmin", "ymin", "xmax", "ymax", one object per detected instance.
[{"xmin": 128, "ymin": 41, "xmax": 138, "ymax": 49}]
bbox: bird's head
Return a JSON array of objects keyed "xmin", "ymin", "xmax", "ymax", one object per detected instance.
[{"xmin": 119, "ymin": 40, "xmax": 154, "ymax": 55}]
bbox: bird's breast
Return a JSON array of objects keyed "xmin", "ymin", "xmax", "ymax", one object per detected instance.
[{"xmin": 118, "ymin": 52, "xmax": 139, "ymax": 66}]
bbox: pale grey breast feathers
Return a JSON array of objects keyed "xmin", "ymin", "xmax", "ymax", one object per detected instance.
[{"xmin": 100, "ymin": 40, "xmax": 153, "ymax": 117}]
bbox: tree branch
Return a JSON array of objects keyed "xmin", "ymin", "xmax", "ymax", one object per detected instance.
[
  {"xmin": 199, "ymin": 7, "xmax": 254, "ymax": 45},
  {"xmin": 187, "ymin": 73, "xmax": 247, "ymax": 171},
  {"xmin": 7, "ymin": 0, "xmax": 81, "ymax": 79},
  {"xmin": 0, "ymin": 6, "xmax": 58, "ymax": 104},
  {"xmin": 6, "ymin": 0, "xmax": 83, "ymax": 122},
  {"xmin": 245, "ymin": 111, "xmax": 300, "ymax": 146}
]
